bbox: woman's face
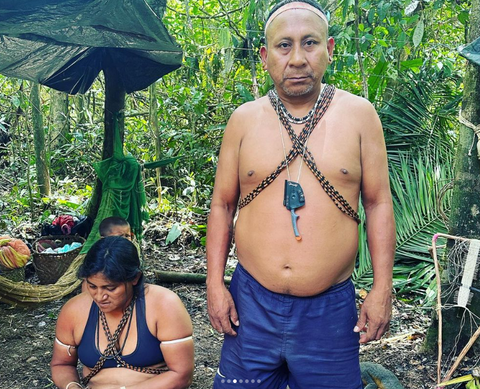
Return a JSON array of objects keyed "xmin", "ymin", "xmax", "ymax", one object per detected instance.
[{"xmin": 85, "ymin": 272, "xmax": 136, "ymax": 313}]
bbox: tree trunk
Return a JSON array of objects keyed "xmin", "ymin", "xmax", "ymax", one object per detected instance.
[
  {"xmin": 153, "ymin": 270, "xmax": 231, "ymax": 285},
  {"xmin": 149, "ymin": 82, "xmax": 163, "ymax": 205},
  {"xmin": 30, "ymin": 82, "xmax": 51, "ymax": 197},
  {"xmin": 424, "ymin": 0, "xmax": 480, "ymax": 362},
  {"xmin": 86, "ymin": 62, "xmax": 126, "ymax": 221},
  {"xmin": 74, "ymin": 94, "xmax": 88, "ymax": 127},
  {"xmin": 49, "ymin": 90, "xmax": 69, "ymax": 149}
]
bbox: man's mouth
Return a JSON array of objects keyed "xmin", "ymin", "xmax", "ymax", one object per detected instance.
[{"xmin": 285, "ymin": 75, "xmax": 310, "ymax": 81}]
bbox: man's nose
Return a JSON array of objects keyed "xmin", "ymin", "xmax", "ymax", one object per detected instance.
[{"xmin": 289, "ymin": 45, "xmax": 306, "ymax": 66}]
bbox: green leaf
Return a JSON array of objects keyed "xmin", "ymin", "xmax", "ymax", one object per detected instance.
[
  {"xmin": 458, "ymin": 10, "xmax": 469, "ymax": 25},
  {"xmin": 367, "ymin": 60, "xmax": 388, "ymax": 101},
  {"xmin": 405, "ymin": 0, "xmax": 419, "ymax": 16},
  {"xmin": 11, "ymin": 96, "xmax": 20, "ymax": 108},
  {"xmin": 166, "ymin": 223, "xmax": 182, "ymax": 245},
  {"xmin": 219, "ymin": 28, "xmax": 231, "ymax": 49},
  {"xmin": 412, "ymin": 16, "xmax": 424, "ymax": 48},
  {"xmin": 236, "ymin": 84, "xmax": 254, "ymax": 103},
  {"xmin": 222, "ymin": 48, "xmax": 234, "ymax": 76},
  {"xmin": 400, "ymin": 58, "xmax": 423, "ymax": 70}
]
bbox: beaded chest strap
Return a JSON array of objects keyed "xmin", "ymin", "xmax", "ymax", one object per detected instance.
[{"xmin": 238, "ymin": 85, "xmax": 360, "ymax": 224}]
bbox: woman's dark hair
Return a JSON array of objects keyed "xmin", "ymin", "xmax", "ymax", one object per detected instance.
[{"xmin": 78, "ymin": 237, "xmax": 143, "ymax": 287}]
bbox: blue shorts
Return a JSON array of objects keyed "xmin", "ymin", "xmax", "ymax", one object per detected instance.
[{"xmin": 214, "ymin": 263, "xmax": 362, "ymax": 389}]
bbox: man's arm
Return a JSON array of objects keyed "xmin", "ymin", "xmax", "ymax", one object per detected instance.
[
  {"xmin": 355, "ymin": 100, "xmax": 396, "ymax": 344},
  {"xmin": 206, "ymin": 109, "xmax": 243, "ymax": 336}
]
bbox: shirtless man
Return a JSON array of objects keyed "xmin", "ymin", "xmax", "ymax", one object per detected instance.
[{"xmin": 206, "ymin": 1, "xmax": 395, "ymax": 388}]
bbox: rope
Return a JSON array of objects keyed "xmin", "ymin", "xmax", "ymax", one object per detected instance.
[
  {"xmin": 82, "ymin": 294, "xmax": 167, "ymax": 385},
  {"xmin": 459, "ymin": 110, "xmax": 480, "ymax": 159}
]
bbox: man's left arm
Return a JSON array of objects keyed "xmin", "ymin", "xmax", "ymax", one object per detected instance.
[{"xmin": 355, "ymin": 101, "xmax": 396, "ymax": 344}]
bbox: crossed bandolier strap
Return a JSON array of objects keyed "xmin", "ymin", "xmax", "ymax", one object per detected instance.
[
  {"xmin": 238, "ymin": 84, "xmax": 361, "ymax": 224},
  {"xmin": 82, "ymin": 295, "xmax": 168, "ymax": 385}
]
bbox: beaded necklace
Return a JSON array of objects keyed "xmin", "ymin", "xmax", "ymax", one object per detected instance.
[{"xmin": 270, "ymin": 88, "xmax": 322, "ymax": 124}]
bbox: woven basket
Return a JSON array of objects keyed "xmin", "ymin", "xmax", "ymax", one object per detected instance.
[
  {"xmin": 0, "ymin": 265, "xmax": 25, "ymax": 282},
  {"xmin": 32, "ymin": 235, "xmax": 85, "ymax": 285}
]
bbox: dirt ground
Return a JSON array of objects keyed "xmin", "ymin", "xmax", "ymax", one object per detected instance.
[{"xmin": 0, "ymin": 223, "xmax": 441, "ymax": 389}]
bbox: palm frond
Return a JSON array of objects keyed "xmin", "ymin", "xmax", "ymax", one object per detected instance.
[
  {"xmin": 354, "ymin": 152, "xmax": 451, "ymax": 298},
  {"xmin": 353, "ymin": 68, "xmax": 458, "ymax": 302}
]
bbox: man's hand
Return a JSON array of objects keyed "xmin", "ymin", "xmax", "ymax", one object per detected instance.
[
  {"xmin": 354, "ymin": 287, "xmax": 391, "ymax": 344},
  {"xmin": 207, "ymin": 283, "xmax": 239, "ymax": 336}
]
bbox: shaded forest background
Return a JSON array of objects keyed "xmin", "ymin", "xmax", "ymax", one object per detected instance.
[{"xmin": 0, "ymin": 0, "xmax": 470, "ymax": 303}]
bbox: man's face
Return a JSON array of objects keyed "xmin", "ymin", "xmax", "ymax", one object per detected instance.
[{"xmin": 260, "ymin": 9, "xmax": 334, "ymax": 98}]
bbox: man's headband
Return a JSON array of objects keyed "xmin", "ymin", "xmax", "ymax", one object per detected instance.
[{"xmin": 264, "ymin": 2, "xmax": 328, "ymax": 33}]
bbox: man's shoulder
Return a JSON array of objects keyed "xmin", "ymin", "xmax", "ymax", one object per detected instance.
[
  {"xmin": 334, "ymin": 87, "xmax": 374, "ymax": 110},
  {"xmin": 230, "ymin": 96, "xmax": 270, "ymax": 120},
  {"xmin": 225, "ymin": 96, "xmax": 271, "ymax": 137}
]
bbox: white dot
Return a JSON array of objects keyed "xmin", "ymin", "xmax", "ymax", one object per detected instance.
[
  {"xmin": 221, "ymin": 379, "xmax": 225, "ymax": 383},
  {"xmin": 245, "ymin": 379, "xmax": 249, "ymax": 383},
  {"xmin": 233, "ymin": 379, "xmax": 237, "ymax": 383},
  {"xmin": 257, "ymin": 379, "xmax": 262, "ymax": 383},
  {"xmin": 239, "ymin": 379, "xmax": 243, "ymax": 383},
  {"xmin": 227, "ymin": 379, "xmax": 231, "ymax": 383}
]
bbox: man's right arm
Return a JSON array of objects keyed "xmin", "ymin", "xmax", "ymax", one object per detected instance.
[{"xmin": 206, "ymin": 109, "xmax": 243, "ymax": 336}]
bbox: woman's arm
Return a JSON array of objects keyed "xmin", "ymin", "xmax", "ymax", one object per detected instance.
[{"xmin": 51, "ymin": 296, "xmax": 85, "ymax": 389}]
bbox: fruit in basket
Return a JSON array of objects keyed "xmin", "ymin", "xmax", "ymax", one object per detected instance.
[{"xmin": 0, "ymin": 236, "xmax": 31, "ymax": 269}]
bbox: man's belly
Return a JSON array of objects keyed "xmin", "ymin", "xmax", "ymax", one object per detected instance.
[{"xmin": 235, "ymin": 199, "xmax": 360, "ymax": 296}]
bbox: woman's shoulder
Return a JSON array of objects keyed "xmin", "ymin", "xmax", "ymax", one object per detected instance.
[
  {"xmin": 144, "ymin": 284, "xmax": 183, "ymax": 306},
  {"xmin": 143, "ymin": 284, "xmax": 190, "ymax": 320},
  {"xmin": 143, "ymin": 284, "xmax": 192, "ymax": 337},
  {"xmin": 59, "ymin": 292, "xmax": 92, "ymax": 320},
  {"xmin": 56, "ymin": 292, "xmax": 92, "ymax": 343}
]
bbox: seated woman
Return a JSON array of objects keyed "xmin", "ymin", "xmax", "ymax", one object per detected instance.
[{"xmin": 51, "ymin": 237, "xmax": 194, "ymax": 389}]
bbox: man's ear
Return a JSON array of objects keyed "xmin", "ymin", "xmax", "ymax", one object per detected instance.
[
  {"xmin": 260, "ymin": 46, "xmax": 268, "ymax": 70},
  {"xmin": 327, "ymin": 37, "xmax": 335, "ymax": 58}
]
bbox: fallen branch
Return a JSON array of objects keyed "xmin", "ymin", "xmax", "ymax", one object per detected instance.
[{"xmin": 153, "ymin": 270, "xmax": 231, "ymax": 285}]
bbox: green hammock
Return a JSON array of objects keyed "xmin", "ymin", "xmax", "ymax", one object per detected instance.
[{"xmin": 81, "ymin": 120, "xmax": 148, "ymax": 253}]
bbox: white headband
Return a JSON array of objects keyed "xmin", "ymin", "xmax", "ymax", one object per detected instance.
[{"xmin": 265, "ymin": 2, "xmax": 328, "ymax": 33}]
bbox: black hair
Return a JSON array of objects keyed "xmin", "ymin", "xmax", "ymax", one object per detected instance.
[
  {"xmin": 78, "ymin": 236, "xmax": 143, "ymax": 287},
  {"xmin": 98, "ymin": 216, "xmax": 130, "ymax": 237},
  {"xmin": 266, "ymin": 0, "xmax": 327, "ymax": 24}
]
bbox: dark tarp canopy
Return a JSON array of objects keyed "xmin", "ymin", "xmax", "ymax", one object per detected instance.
[
  {"xmin": 0, "ymin": 0, "xmax": 183, "ymax": 94},
  {"xmin": 459, "ymin": 37, "xmax": 480, "ymax": 67}
]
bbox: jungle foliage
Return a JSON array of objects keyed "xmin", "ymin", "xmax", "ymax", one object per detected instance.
[{"xmin": 0, "ymin": 0, "xmax": 470, "ymax": 302}]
